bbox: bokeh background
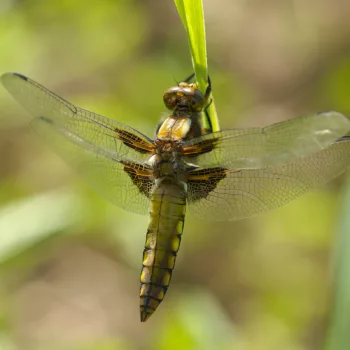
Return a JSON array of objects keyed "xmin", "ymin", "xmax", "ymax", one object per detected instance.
[{"xmin": 1, "ymin": 0, "xmax": 350, "ymax": 349}]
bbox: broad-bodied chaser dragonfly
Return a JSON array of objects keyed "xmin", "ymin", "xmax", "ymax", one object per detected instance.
[{"xmin": 2, "ymin": 72, "xmax": 350, "ymax": 322}]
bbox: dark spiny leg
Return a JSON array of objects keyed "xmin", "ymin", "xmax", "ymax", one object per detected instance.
[
  {"xmin": 205, "ymin": 75, "xmax": 212, "ymax": 101},
  {"xmin": 202, "ymin": 76, "xmax": 213, "ymax": 133},
  {"xmin": 203, "ymin": 98, "xmax": 213, "ymax": 133},
  {"xmin": 183, "ymin": 73, "xmax": 195, "ymax": 83},
  {"xmin": 204, "ymin": 95, "xmax": 213, "ymax": 116}
]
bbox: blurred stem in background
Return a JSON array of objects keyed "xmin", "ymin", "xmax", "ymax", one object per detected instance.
[
  {"xmin": 324, "ymin": 173, "xmax": 350, "ymax": 350},
  {"xmin": 174, "ymin": 0, "xmax": 220, "ymax": 132}
]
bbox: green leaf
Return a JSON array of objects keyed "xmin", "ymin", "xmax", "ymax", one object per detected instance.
[
  {"xmin": 174, "ymin": 0, "xmax": 220, "ymax": 132},
  {"xmin": 324, "ymin": 174, "xmax": 350, "ymax": 349}
]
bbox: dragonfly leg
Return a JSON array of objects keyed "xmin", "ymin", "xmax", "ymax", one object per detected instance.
[
  {"xmin": 204, "ymin": 75, "xmax": 212, "ymax": 100},
  {"xmin": 183, "ymin": 72, "xmax": 195, "ymax": 83}
]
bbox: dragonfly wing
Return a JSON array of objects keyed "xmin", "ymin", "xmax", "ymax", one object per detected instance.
[
  {"xmin": 31, "ymin": 117, "xmax": 154, "ymax": 214},
  {"xmin": 1, "ymin": 73, "xmax": 156, "ymax": 215},
  {"xmin": 182, "ymin": 111, "xmax": 350, "ymax": 169},
  {"xmin": 187, "ymin": 137, "xmax": 350, "ymax": 221},
  {"xmin": 1, "ymin": 73, "xmax": 155, "ymax": 164}
]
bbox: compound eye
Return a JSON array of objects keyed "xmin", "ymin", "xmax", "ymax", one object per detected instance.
[{"xmin": 163, "ymin": 93, "xmax": 177, "ymax": 110}]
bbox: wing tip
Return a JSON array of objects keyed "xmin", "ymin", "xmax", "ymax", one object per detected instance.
[
  {"xmin": 12, "ymin": 73, "xmax": 28, "ymax": 81},
  {"xmin": 1, "ymin": 72, "xmax": 28, "ymax": 86}
]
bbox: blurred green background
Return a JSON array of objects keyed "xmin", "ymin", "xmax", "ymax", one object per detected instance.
[{"xmin": 1, "ymin": 0, "xmax": 350, "ymax": 349}]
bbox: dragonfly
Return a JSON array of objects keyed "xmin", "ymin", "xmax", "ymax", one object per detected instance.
[{"xmin": 2, "ymin": 72, "xmax": 350, "ymax": 322}]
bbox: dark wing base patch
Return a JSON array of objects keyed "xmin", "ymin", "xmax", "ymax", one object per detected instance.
[
  {"xmin": 121, "ymin": 161, "xmax": 154, "ymax": 198},
  {"xmin": 115, "ymin": 128, "xmax": 155, "ymax": 154},
  {"xmin": 187, "ymin": 167, "xmax": 228, "ymax": 201},
  {"xmin": 181, "ymin": 138, "xmax": 219, "ymax": 157}
]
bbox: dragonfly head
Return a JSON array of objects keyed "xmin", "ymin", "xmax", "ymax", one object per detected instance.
[{"xmin": 163, "ymin": 82, "xmax": 205, "ymax": 113}]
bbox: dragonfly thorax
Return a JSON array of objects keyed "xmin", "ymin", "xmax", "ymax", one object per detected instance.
[
  {"xmin": 154, "ymin": 139, "xmax": 181, "ymax": 162},
  {"xmin": 150, "ymin": 140, "xmax": 188, "ymax": 179},
  {"xmin": 156, "ymin": 114, "xmax": 193, "ymax": 141}
]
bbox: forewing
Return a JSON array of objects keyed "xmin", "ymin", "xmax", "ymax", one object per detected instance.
[
  {"xmin": 187, "ymin": 137, "xmax": 350, "ymax": 221},
  {"xmin": 1, "ymin": 73, "xmax": 156, "ymax": 214},
  {"xmin": 182, "ymin": 112, "xmax": 350, "ymax": 168},
  {"xmin": 1, "ymin": 73, "xmax": 155, "ymax": 164}
]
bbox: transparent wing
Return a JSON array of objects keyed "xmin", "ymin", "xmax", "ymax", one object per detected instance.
[
  {"xmin": 187, "ymin": 137, "xmax": 350, "ymax": 221},
  {"xmin": 31, "ymin": 116, "xmax": 154, "ymax": 215},
  {"xmin": 1, "ymin": 73, "xmax": 156, "ymax": 215},
  {"xmin": 182, "ymin": 112, "xmax": 350, "ymax": 169},
  {"xmin": 1, "ymin": 73, "xmax": 155, "ymax": 164}
]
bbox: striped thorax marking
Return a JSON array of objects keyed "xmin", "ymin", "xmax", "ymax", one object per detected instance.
[{"xmin": 157, "ymin": 116, "xmax": 192, "ymax": 140}]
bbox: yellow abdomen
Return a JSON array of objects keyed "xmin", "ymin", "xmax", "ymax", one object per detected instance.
[{"xmin": 140, "ymin": 178, "xmax": 186, "ymax": 322}]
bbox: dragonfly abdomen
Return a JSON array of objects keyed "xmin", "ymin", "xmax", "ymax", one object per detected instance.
[{"xmin": 140, "ymin": 179, "xmax": 186, "ymax": 322}]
